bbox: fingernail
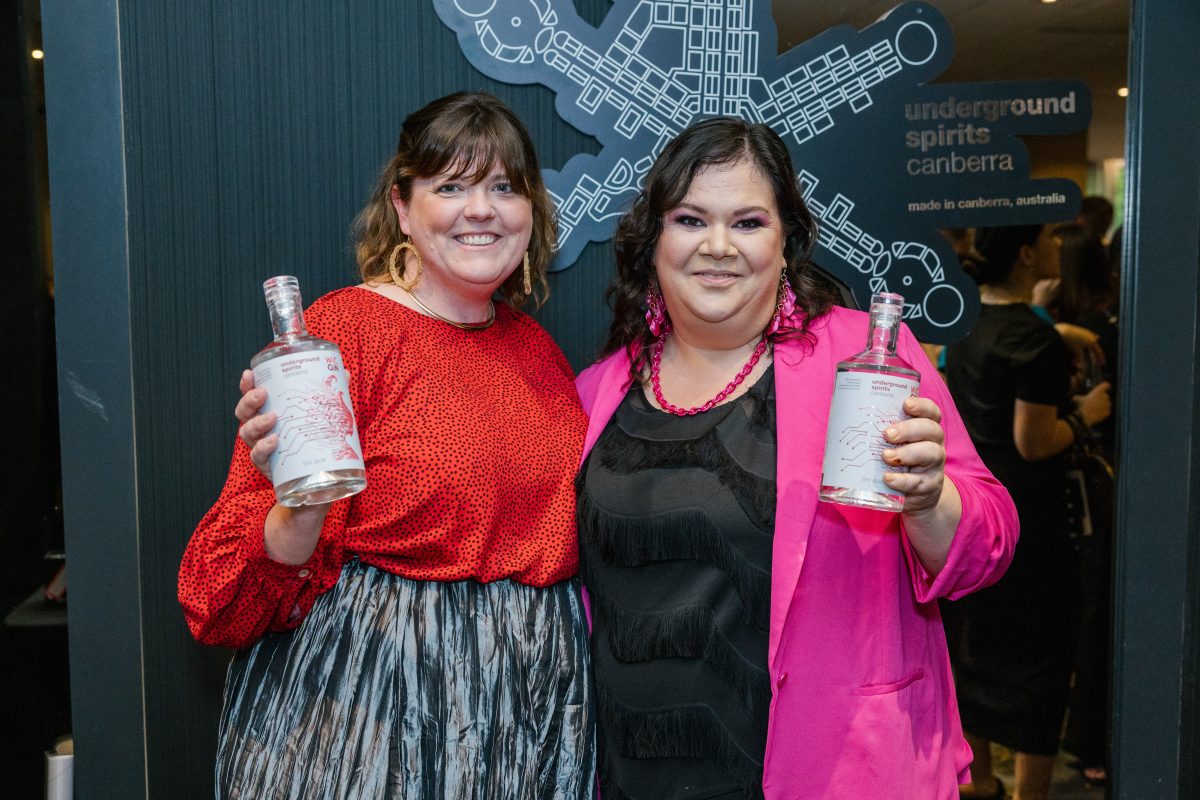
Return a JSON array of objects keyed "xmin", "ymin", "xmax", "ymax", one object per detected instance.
[{"xmin": 885, "ymin": 427, "xmax": 898, "ymax": 440}]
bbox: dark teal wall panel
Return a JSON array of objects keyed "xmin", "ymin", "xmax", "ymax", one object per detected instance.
[
  {"xmin": 42, "ymin": 0, "xmax": 148, "ymax": 795},
  {"xmin": 1112, "ymin": 1, "xmax": 1200, "ymax": 797}
]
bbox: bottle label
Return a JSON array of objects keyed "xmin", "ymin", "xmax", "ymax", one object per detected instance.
[
  {"xmin": 820, "ymin": 371, "xmax": 919, "ymax": 494},
  {"xmin": 252, "ymin": 350, "xmax": 364, "ymax": 488}
]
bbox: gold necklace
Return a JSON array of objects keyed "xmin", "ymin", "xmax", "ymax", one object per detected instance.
[{"xmin": 401, "ymin": 287, "xmax": 496, "ymax": 330}]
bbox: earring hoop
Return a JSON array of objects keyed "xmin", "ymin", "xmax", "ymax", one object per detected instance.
[
  {"xmin": 522, "ymin": 252, "xmax": 532, "ymax": 295},
  {"xmin": 388, "ymin": 240, "xmax": 423, "ymax": 291}
]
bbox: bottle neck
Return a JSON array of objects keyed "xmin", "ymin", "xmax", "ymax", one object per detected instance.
[
  {"xmin": 267, "ymin": 295, "xmax": 307, "ymax": 339},
  {"xmin": 865, "ymin": 315, "xmax": 900, "ymax": 354}
]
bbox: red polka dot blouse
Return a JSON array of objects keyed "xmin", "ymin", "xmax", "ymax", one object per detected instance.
[{"xmin": 178, "ymin": 287, "xmax": 588, "ymax": 648}]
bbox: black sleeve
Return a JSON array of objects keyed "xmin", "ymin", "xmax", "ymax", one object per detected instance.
[{"xmin": 1014, "ymin": 328, "xmax": 1072, "ymax": 408}]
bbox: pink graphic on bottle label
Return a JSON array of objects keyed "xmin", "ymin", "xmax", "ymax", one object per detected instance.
[
  {"xmin": 821, "ymin": 372, "xmax": 919, "ymax": 493},
  {"xmin": 253, "ymin": 352, "xmax": 364, "ymax": 488}
]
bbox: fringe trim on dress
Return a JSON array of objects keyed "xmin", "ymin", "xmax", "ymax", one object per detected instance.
[
  {"xmin": 598, "ymin": 424, "xmax": 776, "ymax": 532},
  {"xmin": 577, "ymin": 497, "xmax": 770, "ymax": 631},
  {"xmin": 597, "ymin": 684, "xmax": 766, "ymax": 800},
  {"xmin": 589, "ymin": 589, "xmax": 771, "ymax": 723}
]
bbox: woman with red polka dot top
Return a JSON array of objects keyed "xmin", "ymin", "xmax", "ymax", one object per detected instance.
[{"xmin": 177, "ymin": 93, "xmax": 594, "ymax": 799}]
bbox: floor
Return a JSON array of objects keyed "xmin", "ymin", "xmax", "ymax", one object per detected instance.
[{"xmin": 990, "ymin": 744, "xmax": 1107, "ymax": 799}]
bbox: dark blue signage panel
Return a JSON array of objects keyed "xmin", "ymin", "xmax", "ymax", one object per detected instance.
[{"xmin": 435, "ymin": 0, "xmax": 1090, "ymax": 342}]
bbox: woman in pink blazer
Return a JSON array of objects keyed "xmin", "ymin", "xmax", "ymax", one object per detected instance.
[{"xmin": 574, "ymin": 118, "xmax": 1018, "ymax": 800}]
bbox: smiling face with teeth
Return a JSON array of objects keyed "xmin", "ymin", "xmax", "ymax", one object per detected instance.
[
  {"xmin": 653, "ymin": 159, "xmax": 786, "ymax": 347},
  {"xmin": 392, "ymin": 160, "xmax": 533, "ymax": 312}
]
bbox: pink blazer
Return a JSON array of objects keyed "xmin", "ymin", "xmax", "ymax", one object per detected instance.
[{"xmin": 575, "ymin": 306, "xmax": 1018, "ymax": 800}]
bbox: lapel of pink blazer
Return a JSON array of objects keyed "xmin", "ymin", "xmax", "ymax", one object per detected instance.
[
  {"xmin": 769, "ymin": 312, "xmax": 840, "ymax": 671},
  {"xmin": 577, "ymin": 349, "xmax": 635, "ymax": 464}
]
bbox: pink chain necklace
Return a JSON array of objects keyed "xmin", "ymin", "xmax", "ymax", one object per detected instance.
[{"xmin": 649, "ymin": 330, "xmax": 769, "ymax": 416}]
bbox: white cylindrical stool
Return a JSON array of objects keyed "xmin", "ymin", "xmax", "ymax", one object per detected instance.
[{"xmin": 45, "ymin": 734, "xmax": 73, "ymax": 800}]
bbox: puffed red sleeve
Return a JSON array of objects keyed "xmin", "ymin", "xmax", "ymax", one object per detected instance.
[
  {"xmin": 177, "ymin": 440, "xmax": 350, "ymax": 648},
  {"xmin": 895, "ymin": 324, "xmax": 1019, "ymax": 602},
  {"xmin": 178, "ymin": 294, "xmax": 358, "ymax": 648}
]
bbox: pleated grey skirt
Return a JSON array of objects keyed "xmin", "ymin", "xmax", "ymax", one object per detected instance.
[{"xmin": 216, "ymin": 559, "xmax": 595, "ymax": 799}]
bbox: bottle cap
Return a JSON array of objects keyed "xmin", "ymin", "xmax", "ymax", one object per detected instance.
[
  {"xmin": 869, "ymin": 292, "xmax": 904, "ymax": 319},
  {"xmin": 263, "ymin": 275, "xmax": 302, "ymax": 306},
  {"xmin": 263, "ymin": 275, "xmax": 299, "ymax": 294}
]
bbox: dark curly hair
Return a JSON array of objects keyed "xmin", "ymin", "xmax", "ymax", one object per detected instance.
[
  {"xmin": 353, "ymin": 92, "xmax": 555, "ymax": 308},
  {"xmin": 602, "ymin": 117, "xmax": 833, "ymax": 369}
]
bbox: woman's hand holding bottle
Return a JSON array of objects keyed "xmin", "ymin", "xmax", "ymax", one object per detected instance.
[
  {"xmin": 881, "ymin": 395, "xmax": 948, "ymax": 516},
  {"xmin": 236, "ymin": 369, "xmax": 279, "ymax": 479},
  {"xmin": 235, "ymin": 369, "xmax": 330, "ymax": 565}
]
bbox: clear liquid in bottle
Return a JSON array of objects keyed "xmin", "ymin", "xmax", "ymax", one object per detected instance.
[
  {"xmin": 819, "ymin": 292, "xmax": 920, "ymax": 512},
  {"xmin": 249, "ymin": 276, "xmax": 367, "ymax": 506}
]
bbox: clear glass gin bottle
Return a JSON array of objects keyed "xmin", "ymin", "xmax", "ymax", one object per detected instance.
[
  {"xmin": 819, "ymin": 292, "xmax": 920, "ymax": 512},
  {"xmin": 249, "ymin": 276, "xmax": 366, "ymax": 506}
]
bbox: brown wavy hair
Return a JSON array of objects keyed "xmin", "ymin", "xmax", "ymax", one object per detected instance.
[
  {"xmin": 603, "ymin": 117, "xmax": 833, "ymax": 367},
  {"xmin": 1053, "ymin": 223, "xmax": 1116, "ymax": 323},
  {"xmin": 353, "ymin": 92, "xmax": 555, "ymax": 308}
]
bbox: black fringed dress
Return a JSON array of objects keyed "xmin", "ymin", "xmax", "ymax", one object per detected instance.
[{"xmin": 577, "ymin": 366, "xmax": 776, "ymax": 800}]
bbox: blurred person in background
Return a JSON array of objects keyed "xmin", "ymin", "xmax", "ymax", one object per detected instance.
[
  {"xmin": 942, "ymin": 225, "xmax": 1112, "ymax": 800},
  {"xmin": 1076, "ymin": 196, "xmax": 1114, "ymax": 245},
  {"xmin": 1048, "ymin": 223, "xmax": 1119, "ymax": 789}
]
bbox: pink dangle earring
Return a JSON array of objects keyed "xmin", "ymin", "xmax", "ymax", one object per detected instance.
[
  {"xmin": 645, "ymin": 284, "xmax": 668, "ymax": 337},
  {"xmin": 767, "ymin": 270, "xmax": 797, "ymax": 335}
]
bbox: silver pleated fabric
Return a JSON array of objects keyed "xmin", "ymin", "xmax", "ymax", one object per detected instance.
[{"xmin": 216, "ymin": 559, "xmax": 595, "ymax": 799}]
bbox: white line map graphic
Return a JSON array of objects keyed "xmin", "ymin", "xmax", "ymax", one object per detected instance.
[
  {"xmin": 273, "ymin": 374, "xmax": 362, "ymax": 468},
  {"xmin": 835, "ymin": 405, "xmax": 898, "ymax": 470},
  {"xmin": 433, "ymin": 0, "xmax": 1089, "ymax": 342}
]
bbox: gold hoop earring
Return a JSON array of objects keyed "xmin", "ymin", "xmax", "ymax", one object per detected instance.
[
  {"xmin": 522, "ymin": 252, "xmax": 532, "ymax": 295},
  {"xmin": 388, "ymin": 240, "xmax": 423, "ymax": 291}
]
